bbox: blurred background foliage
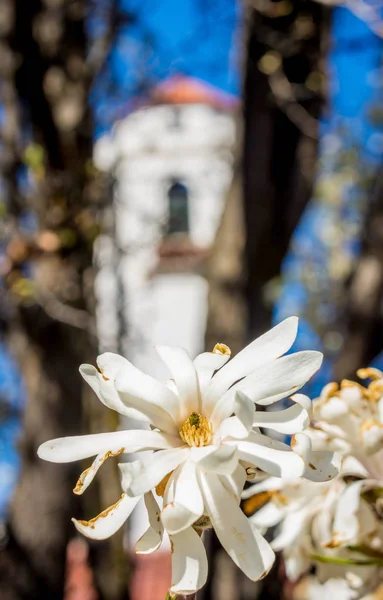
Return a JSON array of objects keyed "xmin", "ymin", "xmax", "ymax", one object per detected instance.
[{"xmin": 0, "ymin": 1, "xmax": 383, "ymax": 599}]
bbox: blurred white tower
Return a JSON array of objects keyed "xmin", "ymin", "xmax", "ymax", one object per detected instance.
[
  {"xmin": 94, "ymin": 76, "xmax": 237, "ymax": 378},
  {"xmin": 93, "ymin": 75, "xmax": 238, "ymax": 549}
]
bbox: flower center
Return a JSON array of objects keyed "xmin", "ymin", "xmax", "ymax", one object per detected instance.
[{"xmin": 179, "ymin": 412, "xmax": 213, "ymax": 447}]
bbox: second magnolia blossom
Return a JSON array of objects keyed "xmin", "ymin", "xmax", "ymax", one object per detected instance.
[
  {"xmin": 38, "ymin": 316, "xmax": 332, "ymax": 595},
  {"xmin": 244, "ymin": 368, "xmax": 383, "ymax": 600}
]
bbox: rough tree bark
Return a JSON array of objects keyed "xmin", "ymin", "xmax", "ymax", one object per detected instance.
[
  {"xmin": 334, "ymin": 169, "xmax": 383, "ymax": 380},
  {"xmin": 243, "ymin": 0, "xmax": 329, "ymax": 340},
  {"xmin": 0, "ymin": 2, "xmax": 127, "ymax": 599}
]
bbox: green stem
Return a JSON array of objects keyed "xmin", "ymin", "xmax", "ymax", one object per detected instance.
[{"xmin": 310, "ymin": 552, "xmax": 383, "ymax": 567}]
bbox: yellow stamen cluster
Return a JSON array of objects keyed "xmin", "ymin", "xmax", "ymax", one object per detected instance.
[
  {"xmin": 179, "ymin": 412, "xmax": 213, "ymax": 447},
  {"xmin": 320, "ymin": 368, "xmax": 383, "ymax": 406},
  {"xmin": 213, "ymin": 342, "xmax": 231, "ymax": 356},
  {"xmin": 357, "ymin": 368, "xmax": 383, "ymax": 402}
]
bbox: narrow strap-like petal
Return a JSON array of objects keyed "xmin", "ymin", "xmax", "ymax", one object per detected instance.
[
  {"xmin": 38, "ymin": 430, "xmax": 181, "ymax": 463},
  {"xmin": 119, "ymin": 447, "xmax": 189, "ymax": 497},
  {"xmin": 292, "ymin": 433, "xmax": 340, "ymax": 482},
  {"xmin": 204, "ymin": 317, "xmax": 298, "ymax": 413},
  {"xmin": 242, "ymin": 477, "xmax": 284, "ymax": 499},
  {"xmin": 304, "ymin": 450, "xmax": 341, "ymax": 482},
  {"xmin": 194, "ymin": 445, "xmax": 238, "ymax": 475},
  {"xmin": 80, "ymin": 363, "xmax": 147, "ymax": 421},
  {"xmin": 96, "ymin": 352, "xmax": 130, "ymax": 378},
  {"xmin": 194, "ymin": 351, "xmax": 230, "ymax": 394},
  {"xmin": 211, "ymin": 351, "xmax": 322, "ymax": 425},
  {"xmin": 216, "ymin": 391, "xmax": 255, "ymax": 437},
  {"xmin": 250, "ymin": 502, "xmax": 284, "ymax": 529},
  {"xmin": 199, "ymin": 471, "xmax": 275, "ymax": 581},
  {"xmin": 169, "ymin": 527, "xmax": 208, "ymax": 595},
  {"xmin": 252, "ymin": 401, "xmax": 310, "ymax": 435},
  {"xmin": 156, "ymin": 346, "xmax": 200, "ymax": 420},
  {"xmin": 226, "ymin": 431, "xmax": 305, "ymax": 479},
  {"xmin": 115, "ymin": 359, "xmax": 180, "ymax": 433},
  {"xmin": 329, "ymin": 480, "xmax": 377, "ymax": 547},
  {"xmin": 135, "ymin": 492, "xmax": 163, "ymax": 554},
  {"xmin": 161, "ymin": 460, "xmax": 204, "ymax": 535},
  {"xmin": 72, "ymin": 493, "xmax": 139, "ymax": 540},
  {"xmin": 219, "ymin": 464, "xmax": 246, "ymax": 503},
  {"xmin": 271, "ymin": 507, "xmax": 311, "ymax": 552},
  {"xmin": 73, "ymin": 448, "xmax": 125, "ymax": 495}
]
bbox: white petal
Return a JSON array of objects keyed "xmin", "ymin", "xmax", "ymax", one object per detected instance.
[
  {"xmin": 227, "ymin": 431, "xmax": 305, "ymax": 478},
  {"xmin": 249, "ymin": 502, "xmax": 284, "ymax": 529},
  {"xmin": 169, "ymin": 527, "xmax": 208, "ymax": 595},
  {"xmin": 119, "ymin": 448, "xmax": 189, "ymax": 497},
  {"xmin": 72, "ymin": 493, "xmax": 139, "ymax": 540},
  {"xmin": 156, "ymin": 346, "xmax": 200, "ymax": 420},
  {"xmin": 96, "ymin": 352, "xmax": 130, "ymax": 379},
  {"xmin": 291, "ymin": 393, "xmax": 313, "ymax": 418},
  {"xmin": 218, "ymin": 391, "xmax": 255, "ymax": 438},
  {"xmin": 194, "ymin": 445, "xmax": 238, "ymax": 475},
  {"xmin": 219, "ymin": 464, "xmax": 247, "ymax": 503},
  {"xmin": 135, "ymin": 492, "xmax": 163, "ymax": 554},
  {"xmin": 252, "ymin": 402, "xmax": 310, "ymax": 435},
  {"xmin": 80, "ymin": 364, "xmax": 147, "ymax": 421},
  {"xmin": 210, "ymin": 351, "xmax": 322, "ymax": 424},
  {"xmin": 292, "ymin": 433, "xmax": 341, "ymax": 482},
  {"xmin": 318, "ymin": 396, "xmax": 349, "ymax": 422},
  {"xmin": 241, "ymin": 477, "xmax": 284, "ymax": 499},
  {"xmin": 251, "ymin": 351, "xmax": 322, "ymax": 406},
  {"xmin": 204, "ymin": 317, "xmax": 298, "ymax": 414},
  {"xmin": 199, "ymin": 472, "xmax": 275, "ymax": 580},
  {"xmin": 360, "ymin": 419, "xmax": 383, "ymax": 454},
  {"xmin": 330, "ymin": 481, "xmax": 374, "ymax": 546},
  {"xmin": 165, "ymin": 378, "xmax": 179, "ymax": 396},
  {"xmin": 285, "ymin": 551, "xmax": 311, "ymax": 583},
  {"xmin": 341, "ymin": 456, "xmax": 369, "ymax": 478},
  {"xmin": 291, "ymin": 432, "xmax": 312, "ymax": 463},
  {"xmin": 73, "ymin": 448, "xmax": 124, "ymax": 495},
  {"xmin": 115, "ymin": 361, "xmax": 179, "ymax": 434},
  {"xmin": 193, "ymin": 351, "xmax": 230, "ymax": 393},
  {"xmin": 271, "ymin": 508, "xmax": 310, "ymax": 551},
  {"xmin": 304, "ymin": 451, "xmax": 341, "ymax": 482},
  {"xmin": 162, "ymin": 461, "xmax": 204, "ymax": 534},
  {"xmin": 38, "ymin": 430, "xmax": 181, "ymax": 463}
]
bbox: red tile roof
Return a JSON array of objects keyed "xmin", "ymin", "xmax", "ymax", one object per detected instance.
[{"xmin": 152, "ymin": 75, "xmax": 239, "ymax": 110}]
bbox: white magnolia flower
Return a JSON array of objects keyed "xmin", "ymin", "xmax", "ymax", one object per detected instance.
[
  {"xmin": 38, "ymin": 316, "xmax": 323, "ymax": 595},
  {"xmin": 311, "ymin": 369, "xmax": 383, "ymax": 479},
  {"xmin": 244, "ymin": 462, "xmax": 383, "ymax": 598},
  {"xmin": 290, "ymin": 574, "xmax": 383, "ymax": 600},
  {"xmin": 243, "ymin": 371, "xmax": 383, "ymax": 600}
]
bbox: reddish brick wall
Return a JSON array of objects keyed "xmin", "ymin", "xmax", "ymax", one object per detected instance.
[
  {"xmin": 130, "ymin": 552, "xmax": 171, "ymax": 600},
  {"xmin": 65, "ymin": 539, "xmax": 171, "ymax": 600}
]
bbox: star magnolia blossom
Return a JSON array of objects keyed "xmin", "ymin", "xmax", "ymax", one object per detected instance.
[
  {"xmin": 244, "ymin": 371, "xmax": 383, "ymax": 600},
  {"xmin": 244, "ymin": 466, "xmax": 383, "ymax": 600},
  {"xmin": 310, "ymin": 368, "xmax": 383, "ymax": 478},
  {"xmin": 38, "ymin": 317, "xmax": 323, "ymax": 595}
]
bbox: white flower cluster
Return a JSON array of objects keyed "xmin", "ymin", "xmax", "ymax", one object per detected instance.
[
  {"xmin": 244, "ymin": 368, "xmax": 383, "ymax": 600},
  {"xmin": 38, "ymin": 317, "xmax": 335, "ymax": 596}
]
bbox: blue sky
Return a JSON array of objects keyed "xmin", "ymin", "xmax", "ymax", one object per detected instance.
[
  {"xmin": 89, "ymin": 0, "xmax": 241, "ymax": 135},
  {"xmin": 274, "ymin": 5, "xmax": 383, "ymax": 396}
]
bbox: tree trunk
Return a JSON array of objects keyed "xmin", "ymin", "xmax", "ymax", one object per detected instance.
[
  {"xmin": 0, "ymin": 1, "xmax": 128, "ymax": 598},
  {"xmin": 243, "ymin": 0, "xmax": 328, "ymax": 339},
  {"xmin": 334, "ymin": 169, "xmax": 383, "ymax": 379},
  {"xmin": 0, "ymin": 310, "xmax": 92, "ymax": 600}
]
